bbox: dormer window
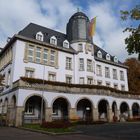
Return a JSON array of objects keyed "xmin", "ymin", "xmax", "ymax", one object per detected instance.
[
  {"xmin": 106, "ymin": 54, "xmax": 110, "ymax": 60},
  {"xmin": 63, "ymin": 40, "xmax": 69, "ymax": 48},
  {"xmin": 114, "ymin": 56, "xmax": 118, "ymax": 63},
  {"xmin": 97, "ymin": 50, "xmax": 102, "ymax": 58},
  {"xmin": 36, "ymin": 32, "xmax": 43, "ymax": 41},
  {"xmin": 50, "ymin": 36, "xmax": 57, "ymax": 45}
]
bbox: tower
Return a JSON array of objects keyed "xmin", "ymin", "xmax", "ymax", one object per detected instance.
[{"xmin": 66, "ymin": 11, "xmax": 92, "ymax": 43}]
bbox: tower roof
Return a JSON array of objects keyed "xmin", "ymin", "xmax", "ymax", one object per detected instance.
[{"xmin": 69, "ymin": 12, "xmax": 89, "ymax": 21}]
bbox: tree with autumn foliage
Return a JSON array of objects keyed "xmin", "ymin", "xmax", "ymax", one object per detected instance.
[
  {"xmin": 121, "ymin": 5, "xmax": 140, "ymax": 60},
  {"xmin": 124, "ymin": 58, "xmax": 140, "ymax": 93}
]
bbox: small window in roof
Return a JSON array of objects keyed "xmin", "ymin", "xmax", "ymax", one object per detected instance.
[
  {"xmin": 50, "ymin": 36, "xmax": 57, "ymax": 45},
  {"xmin": 106, "ymin": 54, "xmax": 110, "ymax": 60},
  {"xmin": 97, "ymin": 50, "xmax": 102, "ymax": 58},
  {"xmin": 36, "ymin": 32, "xmax": 43, "ymax": 41},
  {"xmin": 63, "ymin": 40, "xmax": 69, "ymax": 48},
  {"xmin": 114, "ymin": 56, "xmax": 118, "ymax": 63}
]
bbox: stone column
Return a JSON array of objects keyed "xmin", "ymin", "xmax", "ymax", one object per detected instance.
[
  {"xmin": 128, "ymin": 110, "xmax": 133, "ymax": 119},
  {"xmin": 69, "ymin": 108, "xmax": 78, "ymax": 121},
  {"xmin": 92, "ymin": 107, "xmax": 99, "ymax": 122},
  {"xmin": 116, "ymin": 110, "xmax": 120, "ymax": 121},
  {"xmin": 15, "ymin": 107, "xmax": 24, "ymax": 127},
  {"xmin": 45, "ymin": 107, "xmax": 52, "ymax": 122},
  {"xmin": 107, "ymin": 108, "xmax": 113, "ymax": 122}
]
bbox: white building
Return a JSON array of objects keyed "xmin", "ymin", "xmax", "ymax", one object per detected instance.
[{"xmin": 0, "ymin": 11, "xmax": 140, "ymax": 126}]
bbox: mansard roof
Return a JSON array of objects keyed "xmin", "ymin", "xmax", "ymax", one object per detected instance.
[{"xmin": 18, "ymin": 23, "xmax": 68, "ymax": 47}]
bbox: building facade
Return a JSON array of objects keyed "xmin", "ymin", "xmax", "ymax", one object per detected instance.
[{"xmin": 0, "ymin": 11, "xmax": 140, "ymax": 126}]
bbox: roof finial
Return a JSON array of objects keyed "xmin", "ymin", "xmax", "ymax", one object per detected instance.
[{"xmin": 77, "ymin": 7, "xmax": 80, "ymax": 12}]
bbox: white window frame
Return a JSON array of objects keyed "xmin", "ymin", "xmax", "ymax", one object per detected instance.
[
  {"xmin": 87, "ymin": 59, "xmax": 92, "ymax": 72},
  {"xmin": 27, "ymin": 45, "xmax": 34, "ymax": 62},
  {"xmin": 106, "ymin": 54, "xmax": 110, "ymax": 60},
  {"xmin": 120, "ymin": 70, "xmax": 124, "ymax": 81},
  {"xmin": 97, "ymin": 51, "xmax": 102, "ymax": 58},
  {"xmin": 66, "ymin": 75, "xmax": 72, "ymax": 84},
  {"xmin": 35, "ymin": 47, "xmax": 41, "ymax": 63},
  {"xmin": 79, "ymin": 77, "xmax": 84, "ymax": 84},
  {"xmin": 48, "ymin": 72, "xmax": 56, "ymax": 81},
  {"xmin": 113, "ymin": 69, "xmax": 117, "ymax": 80},
  {"xmin": 96, "ymin": 65, "xmax": 102, "ymax": 76},
  {"xmin": 79, "ymin": 58, "xmax": 84, "ymax": 71},
  {"xmin": 36, "ymin": 32, "xmax": 43, "ymax": 41},
  {"xmin": 50, "ymin": 36, "xmax": 57, "ymax": 45},
  {"xmin": 66, "ymin": 57, "xmax": 72, "ymax": 70},
  {"xmin": 105, "ymin": 67, "xmax": 110, "ymax": 78},
  {"xmin": 63, "ymin": 40, "xmax": 69, "ymax": 48}
]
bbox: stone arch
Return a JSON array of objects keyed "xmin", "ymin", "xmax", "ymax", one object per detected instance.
[
  {"xmin": 120, "ymin": 101, "xmax": 130, "ymax": 120},
  {"xmin": 23, "ymin": 93, "xmax": 48, "ymax": 108},
  {"xmin": 23, "ymin": 94, "xmax": 47, "ymax": 124},
  {"xmin": 112, "ymin": 101, "xmax": 118, "ymax": 121},
  {"xmin": 52, "ymin": 96, "xmax": 71, "ymax": 120},
  {"xmin": 75, "ymin": 97, "xmax": 94, "ymax": 109},
  {"xmin": 11, "ymin": 95, "xmax": 16, "ymax": 108},
  {"xmin": 76, "ymin": 97, "xmax": 93, "ymax": 121},
  {"xmin": 0, "ymin": 99, "xmax": 3, "ymax": 114},
  {"xmin": 4, "ymin": 97, "xmax": 8, "ymax": 114},
  {"xmin": 132, "ymin": 102, "xmax": 140, "ymax": 117},
  {"xmin": 51, "ymin": 96, "xmax": 71, "ymax": 108},
  {"xmin": 97, "ymin": 99, "xmax": 110, "ymax": 121}
]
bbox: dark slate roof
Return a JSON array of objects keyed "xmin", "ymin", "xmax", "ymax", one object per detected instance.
[
  {"xmin": 18, "ymin": 23, "xmax": 68, "ymax": 47},
  {"xmin": 94, "ymin": 44, "xmax": 123, "ymax": 65},
  {"xmin": 18, "ymin": 22, "xmax": 125, "ymax": 67},
  {"xmin": 69, "ymin": 12, "xmax": 89, "ymax": 20}
]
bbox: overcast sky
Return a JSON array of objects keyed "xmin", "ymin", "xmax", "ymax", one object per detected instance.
[{"xmin": 0, "ymin": 0, "xmax": 139, "ymax": 62}]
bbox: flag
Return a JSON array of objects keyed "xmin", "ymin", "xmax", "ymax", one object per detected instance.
[{"xmin": 89, "ymin": 17, "xmax": 97, "ymax": 37}]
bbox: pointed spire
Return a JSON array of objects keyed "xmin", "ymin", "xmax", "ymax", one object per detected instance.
[{"xmin": 77, "ymin": 7, "xmax": 80, "ymax": 12}]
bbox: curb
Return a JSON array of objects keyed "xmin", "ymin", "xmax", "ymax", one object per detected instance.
[{"xmin": 17, "ymin": 127, "xmax": 82, "ymax": 135}]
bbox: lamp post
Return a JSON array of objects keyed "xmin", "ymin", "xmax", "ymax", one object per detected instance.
[{"xmin": 40, "ymin": 64, "xmax": 45, "ymax": 124}]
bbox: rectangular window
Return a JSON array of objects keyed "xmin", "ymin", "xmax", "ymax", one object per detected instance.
[
  {"xmin": 87, "ymin": 77, "xmax": 93, "ymax": 85},
  {"xmin": 121, "ymin": 85, "xmax": 125, "ymax": 91},
  {"xmin": 106, "ymin": 82, "xmax": 110, "ymax": 87},
  {"xmin": 66, "ymin": 76, "xmax": 72, "ymax": 84},
  {"xmin": 113, "ymin": 69, "xmax": 117, "ymax": 79},
  {"xmin": 105, "ymin": 67, "xmax": 110, "ymax": 78},
  {"xmin": 79, "ymin": 58, "xmax": 84, "ymax": 71},
  {"xmin": 27, "ymin": 45, "xmax": 34, "ymax": 62},
  {"xmin": 97, "ymin": 80, "xmax": 102, "ymax": 85},
  {"xmin": 50, "ymin": 50, "xmax": 55, "ymax": 66},
  {"xmin": 35, "ymin": 47, "xmax": 41, "ymax": 63},
  {"xmin": 120, "ymin": 71, "xmax": 124, "ymax": 81},
  {"xmin": 7, "ymin": 70, "xmax": 11, "ymax": 86},
  {"xmin": 25, "ymin": 69, "xmax": 34, "ymax": 78},
  {"xmin": 114, "ymin": 83, "xmax": 118, "ymax": 89},
  {"xmin": 87, "ymin": 59, "xmax": 92, "ymax": 72},
  {"xmin": 79, "ymin": 77, "xmax": 84, "ymax": 84},
  {"xmin": 43, "ymin": 49, "xmax": 48, "ymax": 64},
  {"xmin": 66, "ymin": 57, "xmax": 72, "ymax": 70},
  {"xmin": 96, "ymin": 65, "xmax": 102, "ymax": 76},
  {"xmin": 48, "ymin": 73, "xmax": 56, "ymax": 81}
]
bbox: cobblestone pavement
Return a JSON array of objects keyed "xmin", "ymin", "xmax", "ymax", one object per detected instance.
[{"xmin": 0, "ymin": 122, "xmax": 140, "ymax": 140}]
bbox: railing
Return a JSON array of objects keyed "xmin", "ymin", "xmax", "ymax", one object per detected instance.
[{"xmin": 12, "ymin": 79, "xmax": 140, "ymax": 100}]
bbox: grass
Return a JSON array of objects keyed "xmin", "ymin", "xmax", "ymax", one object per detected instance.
[{"xmin": 23, "ymin": 124, "xmax": 75, "ymax": 133}]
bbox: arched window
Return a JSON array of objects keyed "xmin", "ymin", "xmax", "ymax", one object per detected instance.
[
  {"xmin": 36, "ymin": 32, "xmax": 43, "ymax": 41},
  {"xmin": 97, "ymin": 50, "xmax": 102, "ymax": 58},
  {"xmin": 63, "ymin": 40, "xmax": 69, "ymax": 48},
  {"xmin": 106, "ymin": 54, "xmax": 110, "ymax": 60},
  {"xmin": 114, "ymin": 56, "xmax": 118, "ymax": 63},
  {"xmin": 50, "ymin": 36, "xmax": 57, "ymax": 45}
]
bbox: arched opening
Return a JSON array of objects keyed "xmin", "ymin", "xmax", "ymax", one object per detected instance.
[
  {"xmin": 112, "ymin": 101, "xmax": 118, "ymax": 121},
  {"xmin": 24, "ymin": 95, "xmax": 45, "ymax": 124},
  {"xmin": 0, "ymin": 99, "xmax": 3, "ymax": 114},
  {"xmin": 132, "ymin": 103, "xmax": 140, "ymax": 117},
  {"xmin": 52, "ymin": 97, "xmax": 69, "ymax": 121},
  {"xmin": 4, "ymin": 98, "xmax": 8, "ymax": 114},
  {"xmin": 98, "ymin": 99, "xmax": 109, "ymax": 121},
  {"xmin": 120, "ymin": 102, "xmax": 129, "ymax": 120},
  {"xmin": 76, "ymin": 99, "xmax": 93, "ymax": 121}
]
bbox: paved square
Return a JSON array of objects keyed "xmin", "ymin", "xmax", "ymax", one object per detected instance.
[{"xmin": 0, "ymin": 122, "xmax": 140, "ymax": 140}]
